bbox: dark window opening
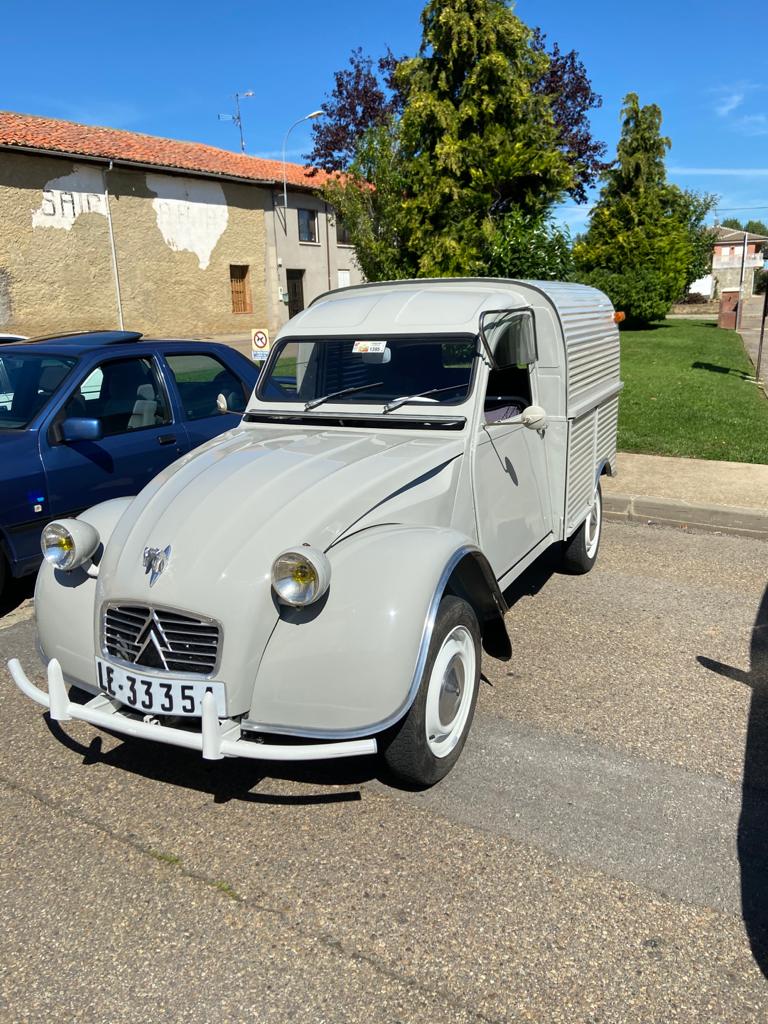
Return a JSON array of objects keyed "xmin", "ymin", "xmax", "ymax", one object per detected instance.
[
  {"xmin": 298, "ymin": 208, "xmax": 318, "ymax": 243},
  {"xmin": 230, "ymin": 265, "xmax": 252, "ymax": 314}
]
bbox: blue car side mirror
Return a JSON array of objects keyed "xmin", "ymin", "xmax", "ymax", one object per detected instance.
[{"xmin": 60, "ymin": 417, "xmax": 103, "ymax": 443}]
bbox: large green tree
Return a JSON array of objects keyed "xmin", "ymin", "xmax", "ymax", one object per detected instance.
[
  {"xmin": 574, "ymin": 94, "xmax": 716, "ymax": 326},
  {"xmin": 323, "ymin": 0, "xmax": 580, "ymax": 280}
]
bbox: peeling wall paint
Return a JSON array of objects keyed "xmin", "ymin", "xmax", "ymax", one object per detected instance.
[
  {"xmin": 31, "ymin": 164, "xmax": 107, "ymax": 230},
  {"xmin": 145, "ymin": 174, "xmax": 228, "ymax": 270}
]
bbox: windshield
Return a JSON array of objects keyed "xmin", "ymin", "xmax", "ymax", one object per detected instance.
[
  {"xmin": 0, "ymin": 352, "xmax": 76, "ymax": 429},
  {"xmin": 257, "ymin": 336, "xmax": 477, "ymax": 410}
]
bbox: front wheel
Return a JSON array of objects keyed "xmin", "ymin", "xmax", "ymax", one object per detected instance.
[
  {"xmin": 560, "ymin": 481, "xmax": 602, "ymax": 574},
  {"xmin": 381, "ymin": 596, "xmax": 481, "ymax": 787}
]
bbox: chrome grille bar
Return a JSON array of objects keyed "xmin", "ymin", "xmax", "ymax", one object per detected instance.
[{"xmin": 103, "ymin": 604, "xmax": 221, "ymax": 676}]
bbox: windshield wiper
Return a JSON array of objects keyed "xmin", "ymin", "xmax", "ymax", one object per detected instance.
[
  {"xmin": 304, "ymin": 381, "xmax": 383, "ymax": 411},
  {"xmin": 383, "ymin": 383, "xmax": 468, "ymax": 414}
]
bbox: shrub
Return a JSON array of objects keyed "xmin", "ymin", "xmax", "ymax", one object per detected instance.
[{"xmin": 580, "ymin": 267, "xmax": 671, "ymax": 327}]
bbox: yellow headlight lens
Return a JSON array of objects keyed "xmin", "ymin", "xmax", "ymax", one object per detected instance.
[
  {"xmin": 41, "ymin": 523, "xmax": 76, "ymax": 569},
  {"xmin": 271, "ymin": 548, "xmax": 331, "ymax": 607}
]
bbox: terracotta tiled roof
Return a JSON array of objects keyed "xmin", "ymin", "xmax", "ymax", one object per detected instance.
[
  {"xmin": 0, "ymin": 110, "xmax": 330, "ymax": 190},
  {"xmin": 715, "ymin": 226, "xmax": 768, "ymax": 244}
]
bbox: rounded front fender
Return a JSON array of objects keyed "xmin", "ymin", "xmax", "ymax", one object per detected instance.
[
  {"xmin": 246, "ymin": 525, "xmax": 486, "ymax": 738},
  {"xmin": 36, "ymin": 497, "xmax": 134, "ymax": 690}
]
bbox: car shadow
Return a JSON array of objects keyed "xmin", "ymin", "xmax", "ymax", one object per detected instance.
[
  {"xmin": 502, "ymin": 544, "xmax": 560, "ymax": 609},
  {"xmin": 44, "ymin": 711, "xmax": 385, "ymax": 804},
  {"xmin": 0, "ymin": 573, "xmax": 35, "ymax": 618},
  {"xmin": 698, "ymin": 584, "xmax": 768, "ymax": 977}
]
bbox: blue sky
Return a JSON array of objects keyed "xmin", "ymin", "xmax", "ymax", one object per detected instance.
[{"xmin": 3, "ymin": 0, "xmax": 766, "ymax": 232}]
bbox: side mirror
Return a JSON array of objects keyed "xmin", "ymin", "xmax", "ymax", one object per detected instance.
[
  {"xmin": 60, "ymin": 417, "xmax": 102, "ymax": 442},
  {"xmin": 216, "ymin": 393, "xmax": 228, "ymax": 413},
  {"xmin": 521, "ymin": 405, "xmax": 547, "ymax": 431}
]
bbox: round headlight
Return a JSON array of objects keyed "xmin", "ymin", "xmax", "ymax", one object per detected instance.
[
  {"xmin": 41, "ymin": 519, "xmax": 100, "ymax": 571},
  {"xmin": 271, "ymin": 546, "xmax": 331, "ymax": 607}
]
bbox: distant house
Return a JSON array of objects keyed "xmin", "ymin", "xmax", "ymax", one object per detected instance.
[
  {"xmin": 690, "ymin": 226, "xmax": 767, "ymax": 300},
  {"xmin": 0, "ymin": 111, "xmax": 363, "ymax": 344}
]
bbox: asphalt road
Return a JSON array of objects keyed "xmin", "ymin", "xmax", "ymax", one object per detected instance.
[{"xmin": 1, "ymin": 521, "xmax": 767, "ymax": 1023}]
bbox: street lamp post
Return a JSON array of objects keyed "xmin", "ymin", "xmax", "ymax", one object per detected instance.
[
  {"xmin": 282, "ymin": 110, "xmax": 324, "ymax": 223},
  {"xmin": 218, "ymin": 91, "xmax": 255, "ymax": 153}
]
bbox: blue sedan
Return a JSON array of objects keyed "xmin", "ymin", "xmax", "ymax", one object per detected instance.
[{"xmin": 0, "ymin": 330, "xmax": 259, "ymax": 597}]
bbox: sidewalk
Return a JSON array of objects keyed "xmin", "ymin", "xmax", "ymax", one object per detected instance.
[{"xmin": 603, "ymin": 452, "xmax": 768, "ymax": 540}]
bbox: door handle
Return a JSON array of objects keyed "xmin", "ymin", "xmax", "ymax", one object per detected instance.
[{"xmin": 157, "ymin": 434, "xmax": 177, "ymax": 446}]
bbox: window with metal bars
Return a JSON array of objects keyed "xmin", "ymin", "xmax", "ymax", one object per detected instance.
[{"xmin": 229, "ymin": 265, "xmax": 252, "ymax": 314}]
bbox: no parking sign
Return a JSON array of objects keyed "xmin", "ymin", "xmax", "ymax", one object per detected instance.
[{"xmin": 251, "ymin": 328, "xmax": 271, "ymax": 362}]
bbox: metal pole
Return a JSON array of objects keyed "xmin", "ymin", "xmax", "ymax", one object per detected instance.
[
  {"xmin": 282, "ymin": 111, "xmax": 324, "ymax": 227},
  {"xmin": 756, "ymin": 286, "xmax": 768, "ymax": 383},
  {"xmin": 235, "ymin": 93, "xmax": 245, "ymax": 153},
  {"xmin": 103, "ymin": 163, "xmax": 124, "ymax": 330},
  {"xmin": 737, "ymin": 229, "xmax": 748, "ymax": 329}
]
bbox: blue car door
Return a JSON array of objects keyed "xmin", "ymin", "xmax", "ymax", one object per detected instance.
[
  {"xmin": 161, "ymin": 351, "xmax": 250, "ymax": 449},
  {"xmin": 41, "ymin": 353, "xmax": 192, "ymax": 517}
]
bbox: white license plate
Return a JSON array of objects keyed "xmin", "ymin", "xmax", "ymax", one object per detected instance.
[{"xmin": 95, "ymin": 658, "xmax": 226, "ymax": 717}]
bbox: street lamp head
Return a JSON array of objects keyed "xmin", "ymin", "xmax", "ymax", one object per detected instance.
[
  {"xmin": 307, "ymin": 110, "xmax": 324, "ymax": 119},
  {"xmin": 241, "ymin": 91, "xmax": 255, "ymax": 98}
]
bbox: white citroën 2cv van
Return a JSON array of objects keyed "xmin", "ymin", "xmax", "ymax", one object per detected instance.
[{"xmin": 9, "ymin": 279, "xmax": 622, "ymax": 786}]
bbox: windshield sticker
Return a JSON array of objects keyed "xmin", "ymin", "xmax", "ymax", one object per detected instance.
[{"xmin": 352, "ymin": 340, "xmax": 388, "ymax": 355}]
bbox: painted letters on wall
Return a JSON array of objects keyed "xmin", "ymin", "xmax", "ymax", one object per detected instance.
[{"xmin": 31, "ymin": 165, "xmax": 107, "ymax": 230}]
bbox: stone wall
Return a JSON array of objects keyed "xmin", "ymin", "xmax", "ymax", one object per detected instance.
[{"xmin": 0, "ymin": 150, "xmax": 271, "ymax": 338}]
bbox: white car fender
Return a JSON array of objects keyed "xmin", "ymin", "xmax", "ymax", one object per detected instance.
[
  {"xmin": 36, "ymin": 497, "xmax": 133, "ymax": 690},
  {"xmin": 246, "ymin": 523, "xmax": 509, "ymax": 738}
]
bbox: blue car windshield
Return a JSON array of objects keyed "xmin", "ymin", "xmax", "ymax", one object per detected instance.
[
  {"xmin": 257, "ymin": 336, "xmax": 477, "ymax": 409},
  {"xmin": 0, "ymin": 352, "xmax": 76, "ymax": 429}
]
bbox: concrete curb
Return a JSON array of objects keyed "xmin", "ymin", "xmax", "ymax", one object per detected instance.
[{"xmin": 603, "ymin": 493, "xmax": 768, "ymax": 541}]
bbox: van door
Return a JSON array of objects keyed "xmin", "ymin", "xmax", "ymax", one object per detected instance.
[{"xmin": 473, "ymin": 334, "xmax": 551, "ymax": 580}]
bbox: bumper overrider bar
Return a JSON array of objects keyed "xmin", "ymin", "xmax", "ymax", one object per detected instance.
[{"xmin": 7, "ymin": 658, "xmax": 377, "ymax": 762}]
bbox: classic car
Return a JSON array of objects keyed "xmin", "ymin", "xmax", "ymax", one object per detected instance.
[
  {"xmin": 9, "ymin": 280, "xmax": 622, "ymax": 786},
  {"xmin": 0, "ymin": 330, "xmax": 259, "ymax": 599}
]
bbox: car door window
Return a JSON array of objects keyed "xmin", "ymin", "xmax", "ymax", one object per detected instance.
[
  {"xmin": 165, "ymin": 353, "xmax": 247, "ymax": 418},
  {"xmin": 483, "ymin": 364, "xmax": 532, "ymax": 423},
  {"xmin": 62, "ymin": 357, "xmax": 171, "ymax": 437}
]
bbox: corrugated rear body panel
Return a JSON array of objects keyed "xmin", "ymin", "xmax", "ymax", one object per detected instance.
[
  {"xmin": 531, "ymin": 282, "xmax": 620, "ymax": 413},
  {"xmin": 596, "ymin": 395, "xmax": 619, "ymax": 474},
  {"xmin": 565, "ymin": 411, "xmax": 596, "ymax": 535},
  {"xmin": 565, "ymin": 396, "xmax": 620, "ymax": 536}
]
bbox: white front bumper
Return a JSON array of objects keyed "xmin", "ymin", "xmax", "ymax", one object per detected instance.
[{"xmin": 7, "ymin": 658, "xmax": 377, "ymax": 763}]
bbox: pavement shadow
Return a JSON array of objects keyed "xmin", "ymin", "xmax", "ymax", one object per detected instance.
[
  {"xmin": 0, "ymin": 574, "xmax": 35, "ymax": 618},
  {"xmin": 45, "ymin": 711, "xmax": 379, "ymax": 805},
  {"xmin": 502, "ymin": 545, "xmax": 559, "ymax": 609},
  {"xmin": 698, "ymin": 584, "xmax": 768, "ymax": 978}
]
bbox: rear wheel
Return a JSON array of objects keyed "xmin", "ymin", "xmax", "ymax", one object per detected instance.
[
  {"xmin": 381, "ymin": 596, "xmax": 481, "ymax": 787},
  {"xmin": 560, "ymin": 481, "xmax": 602, "ymax": 574}
]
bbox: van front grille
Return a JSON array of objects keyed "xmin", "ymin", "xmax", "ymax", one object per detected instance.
[{"xmin": 103, "ymin": 604, "xmax": 220, "ymax": 676}]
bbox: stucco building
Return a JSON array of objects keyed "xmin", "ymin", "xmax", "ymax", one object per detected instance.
[
  {"xmin": 690, "ymin": 226, "xmax": 767, "ymax": 300},
  {"xmin": 0, "ymin": 112, "xmax": 363, "ymax": 344}
]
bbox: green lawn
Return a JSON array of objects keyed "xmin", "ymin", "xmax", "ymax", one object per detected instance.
[{"xmin": 618, "ymin": 319, "xmax": 768, "ymax": 464}]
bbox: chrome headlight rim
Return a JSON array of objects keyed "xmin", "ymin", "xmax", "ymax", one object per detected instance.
[
  {"xmin": 41, "ymin": 518, "xmax": 100, "ymax": 572},
  {"xmin": 271, "ymin": 546, "xmax": 331, "ymax": 607}
]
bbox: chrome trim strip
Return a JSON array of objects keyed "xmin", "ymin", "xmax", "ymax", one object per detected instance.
[
  {"xmin": 241, "ymin": 543, "xmax": 479, "ymax": 741},
  {"xmin": 567, "ymin": 380, "xmax": 624, "ymax": 421}
]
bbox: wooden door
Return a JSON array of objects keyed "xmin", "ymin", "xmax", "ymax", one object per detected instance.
[{"xmin": 286, "ymin": 270, "xmax": 305, "ymax": 319}]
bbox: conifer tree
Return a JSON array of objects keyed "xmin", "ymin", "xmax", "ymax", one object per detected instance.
[{"xmin": 575, "ymin": 94, "xmax": 716, "ymax": 326}]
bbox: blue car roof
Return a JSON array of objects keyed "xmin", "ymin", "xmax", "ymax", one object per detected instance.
[{"xmin": 3, "ymin": 332, "xmax": 246, "ymax": 360}]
